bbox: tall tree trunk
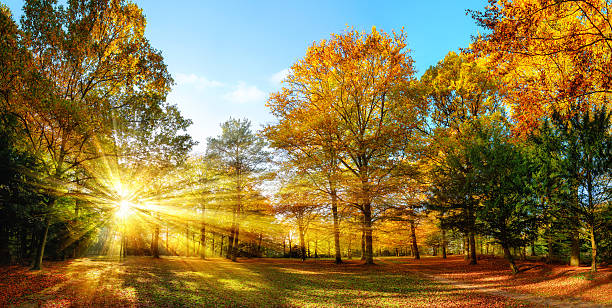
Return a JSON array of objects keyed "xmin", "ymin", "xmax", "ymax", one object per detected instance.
[
  {"xmin": 589, "ymin": 225, "xmax": 597, "ymax": 272},
  {"xmin": 231, "ymin": 226, "xmax": 239, "ymax": 262},
  {"xmin": 298, "ymin": 220, "xmax": 306, "ymax": 261},
  {"xmin": 200, "ymin": 226, "xmax": 206, "ymax": 259},
  {"xmin": 226, "ymin": 228, "xmax": 234, "ymax": 259},
  {"xmin": 502, "ymin": 243, "xmax": 519, "ymax": 274},
  {"xmin": 441, "ymin": 228, "xmax": 447, "ymax": 259},
  {"xmin": 31, "ymin": 216, "xmax": 50, "ymax": 270},
  {"xmin": 409, "ymin": 219, "xmax": 420, "ymax": 260},
  {"xmin": 152, "ymin": 224, "xmax": 160, "ymax": 258},
  {"xmin": 363, "ymin": 203, "xmax": 374, "ymax": 264},
  {"xmin": 330, "ymin": 190, "xmax": 342, "ymax": 264},
  {"xmin": 469, "ymin": 231, "xmax": 477, "ymax": 265}
]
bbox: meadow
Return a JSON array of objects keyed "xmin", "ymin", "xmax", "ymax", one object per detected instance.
[{"xmin": 1, "ymin": 256, "xmax": 609, "ymax": 307}]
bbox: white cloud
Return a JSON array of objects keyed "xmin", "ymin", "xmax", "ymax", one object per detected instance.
[
  {"xmin": 269, "ymin": 68, "xmax": 289, "ymax": 85},
  {"xmin": 223, "ymin": 82, "xmax": 266, "ymax": 104},
  {"xmin": 174, "ymin": 73, "xmax": 224, "ymax": 89}
]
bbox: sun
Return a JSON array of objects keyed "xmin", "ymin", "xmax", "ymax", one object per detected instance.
[{"xmin": 116, "ymin": 199, "xmax": 134, "ymax": 219}]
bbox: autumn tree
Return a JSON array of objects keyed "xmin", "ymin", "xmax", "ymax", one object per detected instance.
[
  {"xmin": 206, "ymin": 118, "xmax": 269, "ymax": 261},
  {"xmin": 1, "ymin": 0, "xmax": 189, "ymax": 269},
  {"xmin": 275, "ymin": 173, "xmax": 322, "ymax": 261},
  {"xmin": 472, "ymin": 0, "xmax": 612, "ymax": 133},
  {"xmin": 267, "ymin": 27, "xmax": 424, "ymax": 264}
]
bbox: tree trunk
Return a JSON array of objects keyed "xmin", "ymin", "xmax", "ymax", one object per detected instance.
[
  {"xmin": 152, "ymin": 224, "xmax": 160, "ymax": 258},
  {"xmin": 231, "ymin": 226, "xmax": 239, "ymax": 261},
  {"xmin": 363, "ymin": 204, "xmax": 374, "ymax": 264},
  {"xmin": 227, "ymin": 228, "xmax": 234, "ymax": 259},
  {"xmin": 441, "ymin": 228, "xmax": 447, "ymax": 259},
  {"xmin": 200, "ymin": 225, "xmax": 206, "ymax": 259},
  {"xmin": 298, "ymin": 222, "xmax": 306, "ymax": 261},
  {"xmin": 31, "ymin": 216, "xmax": 50, "ymax": 270},
  {"xmin": 469, "ymin": 231, "xmax": 477, "ymax": 265},
  {"xmin": 502, "ymin": 243, "xmax": 519, "ymax": 274},
  {"xmin": 589, "ymin": 225, "xmax": 597, "ymax": 272},
  {"xmin": 330, "ymin": 190, "xmax": 342, "ymax": 264},
  {"xmin": 409, "ymin": 219, "xmax": 420, "ymax": 260}
]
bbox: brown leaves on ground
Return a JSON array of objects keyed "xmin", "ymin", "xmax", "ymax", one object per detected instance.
[{"xmin": 396, "ymin": 255, "xmax": 612, "ymax": 305}]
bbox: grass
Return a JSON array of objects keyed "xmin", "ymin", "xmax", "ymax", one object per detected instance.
[{"xmin": 1, "ymin": 256, "xmax": 523, "ymax": 307}]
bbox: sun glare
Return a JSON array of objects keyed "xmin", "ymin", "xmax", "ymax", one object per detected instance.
[{"xmin": 116, "ymin": 199, "xmax": 133, "ymax": 219}]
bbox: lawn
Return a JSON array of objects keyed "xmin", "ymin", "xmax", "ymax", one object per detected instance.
[
  {"xmin": 0, "ymin": 256, "xmax": 523, "ymax": 307},
  {"xmin": 391, "ymin": 256, "xmax": 612, "ymax": 305}
]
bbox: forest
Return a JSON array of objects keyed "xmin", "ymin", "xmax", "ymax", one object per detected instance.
[{"xmin": 0, "ymin": 0, "xmax": 611, "ymax": 307}]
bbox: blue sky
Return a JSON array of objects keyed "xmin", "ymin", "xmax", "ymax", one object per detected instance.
[{"xmin": 4, "ymin": 0, "xmax": 488, "ymax": 153}]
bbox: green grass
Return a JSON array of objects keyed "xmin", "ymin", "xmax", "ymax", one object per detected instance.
[{"xmin": 13, "ymin": 256, "xmax": 522, "ymax": 307}]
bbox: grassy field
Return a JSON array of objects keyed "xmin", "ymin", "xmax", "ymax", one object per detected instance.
[{"xmin": 1, "ymin": 256, "xmax": 528, "ymax": 307}]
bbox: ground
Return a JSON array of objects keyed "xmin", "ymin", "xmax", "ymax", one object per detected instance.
[{"xmin": 0, "ymin": 256, "xmax": 609, "ymax": 307}]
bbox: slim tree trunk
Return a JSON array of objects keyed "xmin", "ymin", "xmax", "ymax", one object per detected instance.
[
  {"xmin": 330, "ymin": 190, "xmax": 342, "ymax": 264},
  {"xmin": 232, "ymin": 226, "xmax": 239, "ymax": 262},
  {"xmin": 200, "ymin": 225, "xmax": 206, "ymax": 259},
  {"xmin": 227, "ymin": 228, "xmax": 234, "ymax": 259},
  {"xmin": 441, "ymin": 228, "xmax": 447, "ymax": 259},
  {"xmin": 409, "ymin": 219, "xmax": 420, "ymax": 260},
  {"xmin": 589, "ymin": 225, "xmax": 597, "ymax": 272},
  {"xmin": 31, "ymin": 216, "xmax": 50, "ymax": 270},
  {"xmin": 298, "ymin": 221, "xmax": 306, "ymax": 261}
]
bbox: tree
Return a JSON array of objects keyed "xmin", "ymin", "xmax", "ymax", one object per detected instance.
[
  {"xmin": 471, "ymin": 120, "xmax": 536, "ymax": 274},
  {"xmin": 206, "ymin": 118, "xmax": 269, "ymax": 261},
  {"xmin": 472, "ymin": 0, "xmax": 612, "ymax": 133},
  {"xmin": 420, "ymin": 51, "xmax": 503, "ymax": 265},
  {"xmin": 267, "ymin": 27, "xmax": 424, "ymax": 264},
  {"xmin": 538, "ymin": 107, "xmax": 612, "ymax": 272},
  {"xmin": 2, "ymin": 0, "xmax": 187, "ymax": 269},
  {"xmin": 275, "ymin": 173, "xmax": 322, "ymax": 261}
]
